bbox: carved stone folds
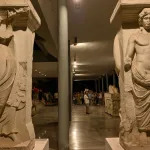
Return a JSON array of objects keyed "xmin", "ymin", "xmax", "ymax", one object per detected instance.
[
  {"xmin": 0, "ymin": 0, "xmax": 40, "ymax": 149},
  {"xmin": 104, "ymin": 93, "xmax": 120, "ymax": 117}
]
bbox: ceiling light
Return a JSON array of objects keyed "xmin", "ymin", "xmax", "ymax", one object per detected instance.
[
  {"xmin": 73, "ymin": 55, "xmax": 77, "ymax": 68},
  {"xmin": 35, "ymin": 69, "xmax": 37, "ymax": 72},
  {"xmin": 73, "ymin": 69, "xmax": 76, "ymax": 74},
  {"xmin": 39, "ymin": 72, "xmax": 41, "ymax": 74},
  {"xmin": 45, "ymin": 75, "xmax": 47, "ymax": 77},
  {"xmin": 73, "ymin": 64, "xmax": 77, "ymax": 68},
  {"xmin": 74, "ymin": 0, "xmax": 81, "ymax": 9},
  {"xmin": 73, "ymin": 61, "xmax": 77, "ymax": 65}
]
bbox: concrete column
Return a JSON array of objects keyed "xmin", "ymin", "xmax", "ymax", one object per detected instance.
[
  {"xmin": 106, "ymin": 74, "xmax": 109, "ymax": 92},
  {"xmin": 70, "ymin": 71, "xmax": 73, "ymax": 120},
  {"xmin": 58, "ymin": 0, "xmax": 69, "ymax": 149},
  {"xmin": 95, "ymin": 79, "xmax": 98, "ymax": 92},
  {"xmin": 102, "ymin": 76, "xmax": 104, "ymax": 93},
  {"xmin": 68, "ymin": 40, "xmax": 73, "ymax": 122},
  {"xmin": 98, "ymin": 79, "xmax": 100, "ymax": 92}
]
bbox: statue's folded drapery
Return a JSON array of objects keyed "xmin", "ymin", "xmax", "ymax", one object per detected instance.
[
  {"xmin": 132, "ymin": 64, "xmax": 150, "ymax": 131},
  {"xmin": 0, "ymin": 44, "xmax": 16, "ymax": 136}
]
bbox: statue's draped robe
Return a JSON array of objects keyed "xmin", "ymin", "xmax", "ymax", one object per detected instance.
[
  {"xmin": 132, "ymin": 63, "xmax": 150, "ymax": 131},
  {"xmin": 0, "ymin": 32, "xmax": 27, "ymax": 137},
  {"xmin": 0, "ymin": 43, "xmax": 17, "ymax": 136}
]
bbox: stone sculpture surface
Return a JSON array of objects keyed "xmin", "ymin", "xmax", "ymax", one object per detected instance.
[
  {"xmin": 109, "ymin": 85, "xmax": 119, "ymax": 94},
  {"xmin": 0, "ymin": 0, "xmax": 40, "ymax": 148},
  {"xmin": 104, "ymin": 92, "xmax": 120, "ymax": 117},
  {"xmin": 113, "ymin": 8, "xmax": 150, "ymax": 149},
  {"xmin": 125, "ymin": 8, "xmax": 150, "ymax": 133}
]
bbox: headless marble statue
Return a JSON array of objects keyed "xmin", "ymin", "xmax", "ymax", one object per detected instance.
[
  {"xmin": 0, "ymin": 20, "xmax": 17, "ymax": 140},
  {"xmin": 0, "ymin": 1, "xmax": 41, "ymax": 146},
  {"xmin": 124, "ymin": 8, "xmax": 150, "ymax": 145}
]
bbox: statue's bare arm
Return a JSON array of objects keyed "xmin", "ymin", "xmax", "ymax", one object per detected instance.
[{"xmin": 124, "ymin": 34, "xmax": 136, "ymax": 71}]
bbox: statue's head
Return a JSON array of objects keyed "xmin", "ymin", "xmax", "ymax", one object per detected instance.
[{"xmin": 139, "ymin": 8, "xmax": 150, "ymax": 29}]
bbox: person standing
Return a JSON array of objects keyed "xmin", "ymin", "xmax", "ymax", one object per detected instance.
[
  {"xmin": 81, "ymin": 91, "xmax": 84, "ymax": 104},
  {"xmin": 38, "ymin": 89, "xmax": 43, "ymax": 101},
  {"xmin": 84, "ymin": 91, "xmax": 90, "ymax": 114}
]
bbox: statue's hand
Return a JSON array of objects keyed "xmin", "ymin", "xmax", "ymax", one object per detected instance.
[{"xmin": 124, "ymin": 57, "xmax": 131, "ymax": 72}]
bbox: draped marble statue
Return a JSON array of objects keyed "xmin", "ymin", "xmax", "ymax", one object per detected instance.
[
  {"xmin": 125, "ymin": 8, "xmax": 150, "ymax": 132},
  {"xmin": 121, "ymin": 8, "xmax": 150, "ymax": 149},
  {"xmin": 0, "ymin": 0, "xmax": 40, "ymax": 148},
  {"xmin": 0, "ymin": 20, "xmax": 17, "ymax": 140},
  {"xmin": 111, "ymin": 3, "xmax": 150, "ymax": 149}
]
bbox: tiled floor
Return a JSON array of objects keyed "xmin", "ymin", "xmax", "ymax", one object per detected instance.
[{"xmin": 33, "ymin": 103, "xmax": 120, "ymax": 150}]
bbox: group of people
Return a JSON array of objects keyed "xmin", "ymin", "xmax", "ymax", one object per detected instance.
[
  {"xmin": 73, "ymin": 90, "xmax": 103, "ymax": 106},
  {"xmin": 32, "ymin": 87, "xmax": 58, "ymax": 104},
  {"xmin": 73, "ymin": 89, "xmax": 104, "ymax": 114},
  {"xmin": 83, "ymin": 89, "xmax": 103, "ymax": 114},
  {"xmin": 32, "ymin": 87, "xmax": 104, "ymax": 115}
]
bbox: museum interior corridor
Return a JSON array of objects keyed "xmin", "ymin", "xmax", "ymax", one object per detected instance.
[
  {"xmin": 2, "ymin": 0, "xmax": 150, "ymax": 150},
  {"xmin": 32, "ymin": 102, "xmax": 120, "ymax": 150}
]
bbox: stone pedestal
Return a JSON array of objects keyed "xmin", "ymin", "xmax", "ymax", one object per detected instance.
[
  {"xmin": 105, "ymin": 138, "xmax": 150, "ymax": 150},
  {"xmin": 34, "ymin": 139, "xmax": 49, "ymax": 150},
  {"xmin": 105, "ymin": 138, "xmax": 124, "ymax": 150},
  {"xmin": 0, "ymin": 140, "xmax": 34, "ymax": 150},
  {"xmin": 0, "ymin": 139, "xmax": 49, "ymax": 150},
  {"xmin": 104, "ymin": 93, "xmax": 120, "ymax": 116}
]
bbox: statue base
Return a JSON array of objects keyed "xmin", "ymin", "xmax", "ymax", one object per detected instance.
[
  {"xmin": 105, "ymin": 138, "xmax": 124, "ymax": 150},
  {"xmin": 0, "ymin": 139, "xmax": 49, "ymax": 150},
  {"xmin": 0, "ymin": 139, "xmax": 34, "ymax": 150},
  {"xmin": 105, "ymin": 138, "xmax": 150, "ymax": 150},
  {"xmin": 34, "ymin": 139, "xmax": 49, "ymax": 150}
]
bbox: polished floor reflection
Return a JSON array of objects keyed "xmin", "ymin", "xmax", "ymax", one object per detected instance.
[
  {"xmin": 33, "ymin": 103, "xmax": 120, "ymax": 150},
  {"xmin": 70, "ymin": 105, "xmax": 120, "ymax": 150},
  {"xmin": 32, "ymin": 102, "xmax": 58, "ymax": 150}
]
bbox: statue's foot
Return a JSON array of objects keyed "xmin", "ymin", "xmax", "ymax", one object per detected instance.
[{"xmin": 131, "ymin": 132, "xmax": 140, "ymax": 145}]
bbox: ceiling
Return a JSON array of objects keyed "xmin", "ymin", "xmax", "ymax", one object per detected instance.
[
  {"xmin": 32, "ymin": 0, "xmax": 118, "ymax": 79},
  {"xmin": 33, "ymin": 62, "xmax": 58, "ymax": 78}
]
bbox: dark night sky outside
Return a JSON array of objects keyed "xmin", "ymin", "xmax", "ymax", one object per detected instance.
[{"xmin": 33, "ymin": 73, "xmax": 119, "ymax": 94}]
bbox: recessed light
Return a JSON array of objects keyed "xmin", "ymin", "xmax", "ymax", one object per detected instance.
[
  {"xmin": 35, "ymin": 69, "xmax": 37, "ymax": 72},
  {"xmin": 73, "ymin": 64, "xmax": 77, "ymax": 68},
  {"xmin": 39, "ymin": 72, "xmax": 41, "ymax": 74}
]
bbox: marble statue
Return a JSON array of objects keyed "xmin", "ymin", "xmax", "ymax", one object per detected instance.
[
  {"xmin": 125, "ymin": 8, "xmax": 150, "ymax": 133},
  {"xmin": 109, "ymin": 85, "xmax": 119, "ymax": 94},
  {"xmin": 0, "ymin": 20, "xmax": 17, "ymax": 140},
  {"xmin": 120, "ymin": 8, "xmax": 150, "ymax": 149},
  {"xmin": 110, "ymin": 0, "xmax": 150, "ymax": 149},
  {"xmin": 0, "ymin": 0, "xmax": 40, "ymax": 149}
]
